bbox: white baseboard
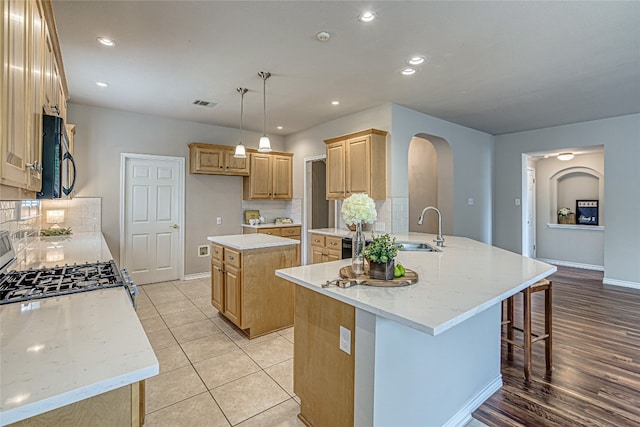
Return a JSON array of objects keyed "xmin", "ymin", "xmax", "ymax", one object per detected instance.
[
  {"xmin": 603, "ymin": 277, "xmax": 640, "ymax": 290},
  {"xmin": 443, "ymin": 375, "xmax": 502, "ymax": 427},
  {"xmin": 183, "ymin": 272, "xmax": 210, "ymax": 281},
  {"xmin": 537, "ymin": 258, "xmax": 604, "ymax": 271}
]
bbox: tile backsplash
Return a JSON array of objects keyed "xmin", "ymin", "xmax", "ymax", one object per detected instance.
[
  {"xmin": 242, "ymin": 199, "xmax": 302, "ymax": 224},
  {"xmin": 1, "ymin": 198, "xmax": 101, "ymax": 268}
]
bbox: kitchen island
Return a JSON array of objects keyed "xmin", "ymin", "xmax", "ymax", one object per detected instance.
[
  {"xmin": 276, "ymin": 234, "xmax": 556, "ymax": 427},
  {"xmin": 207, "ymin": 233, "xmax": 299, "ymax": 338},
  {"xmin": 0, "ymin": 233, "xmax": 158, "ymax": 426}
]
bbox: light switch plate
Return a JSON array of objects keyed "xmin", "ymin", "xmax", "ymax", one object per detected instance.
[
  {"xmin": 339, "ymin": 326, "xmax": 351, "ymax": 355},
  {"xmin": 515, "ymin": 199, "xmax": 521, "ymax": 206},
  {"xmin": 468, "ymin": 198, "xmax": 474, "ymax": 205},
  {"xmin": 216, "ymin": 217, "xmax": 222, "ymax": 225}
]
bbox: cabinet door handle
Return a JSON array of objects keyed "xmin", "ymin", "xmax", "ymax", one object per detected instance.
[{"xmin": 228, "ymin": 255, "xmax": 235, "ymax": 260}]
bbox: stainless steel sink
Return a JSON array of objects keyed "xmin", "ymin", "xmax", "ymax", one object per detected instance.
[{"xmin": 397, "ymin": 242, "xmax": 441, "ymax": 252}]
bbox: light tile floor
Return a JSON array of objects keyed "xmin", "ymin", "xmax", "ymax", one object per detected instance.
[{"xmin": 138, "ymin": 278, "xmax": 487, "ymax": 427}]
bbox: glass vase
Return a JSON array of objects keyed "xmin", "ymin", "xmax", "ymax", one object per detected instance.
[{"xmin": 351, "ymin": 222, "xmax": 365, "ymax": 275}]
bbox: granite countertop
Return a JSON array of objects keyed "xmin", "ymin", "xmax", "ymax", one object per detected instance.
[
  {"xmin": 0, "ymin": 232, "xmax": 159, "ymax": 425},
  {"xmin": 208, "ymin": 233, "xmax": 300, "ymax": 250},
  {"xmin": 241, "ymin": 223, "xmax": 301, "ymax": 229},
  {"xmin": 9, "ymin": 232, "xmax": 113, "ymax": 271},
  {"xmin": 276, "ymin": 234, "xmax": 556, "ymax": 336}
]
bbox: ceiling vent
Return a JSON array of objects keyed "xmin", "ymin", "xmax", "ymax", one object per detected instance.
[{"xmin": 192, "ymin": 99, "xmax": 217, "ymax": 108}]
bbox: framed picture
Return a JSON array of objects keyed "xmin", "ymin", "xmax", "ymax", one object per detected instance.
[{"xmin": 576, "ymin": 200, "xmax": 599, "ymax": 225}]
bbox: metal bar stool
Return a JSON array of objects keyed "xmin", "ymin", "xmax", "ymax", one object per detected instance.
[{"xmin": 501, "ymin": 279, "xmax": 552, "ymax": 380}]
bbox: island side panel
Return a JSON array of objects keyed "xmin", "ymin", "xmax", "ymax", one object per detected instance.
[
  {"xmin": 372, "ymin": 304, "xmax": 502, "ymax": 427},
  {"xmin": 294, "ymin": 286, "xmax": 355, "ymax": 427},
  {"xmin": 243, "ymin": 245, "xmax": 297, "ymax": 337}
]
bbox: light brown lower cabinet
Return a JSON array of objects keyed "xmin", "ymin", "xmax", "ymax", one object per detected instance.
[
  {"xmin": 9, "ymin": 381, "xmax": 145, "ymax": 427},
  {"xmin": 243, "ymin": 226, "xmax": 301, "ymax": 266},
  {"xmin": 294, "ymin": 286, "xmax": 355, "ymax": 427},
  {"xmin": 210, "ymin": 242, "xmax": 297, "ymax": 338},
  {"xmin": 309, "ymin": 233, "xmax": 342, "ymax": 264}
]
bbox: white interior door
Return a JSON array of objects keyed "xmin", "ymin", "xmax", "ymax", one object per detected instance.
[
  {"xmin": 121, "ymin": 154, "xmax": 184, "ymax": 284},
  {"xmin": 526, "ymin": 167, "xmax": 536, "ymax": 258}
]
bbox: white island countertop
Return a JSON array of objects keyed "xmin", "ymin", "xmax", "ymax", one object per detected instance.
[
  {"xmin": 276, "ymin": 234, "xmax": 556, "ymax": 336},
  {"xmin": 0, "ymin": 232, "xmax": 159, "ymax": 426},
  {"xmin": 208, "ymin": 233, "xmax": 300, "ymax": 250},
  {"xmin": 241, "ymin": 223, "xmax": 301, "ymax": 229}
]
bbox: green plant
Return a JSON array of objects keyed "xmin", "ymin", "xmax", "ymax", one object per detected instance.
[
  {"xmin": 40, "ymin": 227, "xmax": 72, "ymax": 236},
  {"xmin": 362, "ymin": 233, "xmax": 402, "ymax": 263}
]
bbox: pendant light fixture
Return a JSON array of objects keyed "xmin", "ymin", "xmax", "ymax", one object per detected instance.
[
  {"xmin": 257, "ymin": 71, "xmax": 273, "ymax": 153},
  {"xmin": 234, "ymin": 88, "xmax": 248, "ymax": 158}
]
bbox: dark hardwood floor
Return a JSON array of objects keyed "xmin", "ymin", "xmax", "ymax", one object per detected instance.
[{"xmin": 474, "ymin": 266, "xmax": 640, "ymax": 427}]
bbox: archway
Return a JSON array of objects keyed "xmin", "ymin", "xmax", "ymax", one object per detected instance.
[{"xmin": 408, "ymin": 134, "xmax": 453, "ymax": 234}]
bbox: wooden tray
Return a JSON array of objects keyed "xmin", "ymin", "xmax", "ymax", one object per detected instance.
[{"xmin": 339, "ymin": 265, "xmax": 418, "ymax": 287}]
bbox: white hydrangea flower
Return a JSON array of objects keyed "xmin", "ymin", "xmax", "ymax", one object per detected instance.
[{"xmin": 341, "ymin": 193, "xmax": 377, "ymax": 225}]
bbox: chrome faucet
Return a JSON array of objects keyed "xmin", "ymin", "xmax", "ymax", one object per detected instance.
[{"xmin": 417, "ymin": 206, "xmax": 445, "ymax": 247}]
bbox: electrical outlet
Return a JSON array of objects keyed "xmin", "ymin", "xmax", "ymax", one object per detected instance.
[
  {"xmin": 468, "ymin": 197, "xmax": 474, "ymax": 205},
  {"xmin": 339, "ymin": 326, "xmax": 351, "ymax": 354},
  {"xmin": 216, "ymin": 217, "xmax": 222, "ymax": 225},
  {"xmin": 197, "ymin": 245, "xmax": 210, "ymax": 257},
  {"xmin": 515, "ymin": 199, "xmax": 521, "ymax": 206},
  {"xmin": 375, "ymin": 222, "xmax": 385, "ymax": 232}
]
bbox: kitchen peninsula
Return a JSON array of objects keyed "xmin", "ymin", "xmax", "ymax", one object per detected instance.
[
  {"xmin": 0, "ymin": 233, "xmax": 158, "ymax": 426},
  {"xmin": 276, "ymin": 234, "xmax": 556, "ymax": 427}
]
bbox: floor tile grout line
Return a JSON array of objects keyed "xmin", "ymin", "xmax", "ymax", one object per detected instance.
[{"xmin": 140, "ymin": 280, "xmax": 303, "ymax": 424}]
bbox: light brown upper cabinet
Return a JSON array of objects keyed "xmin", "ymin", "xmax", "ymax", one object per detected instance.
[
  {"xmin": 1, "ymin": 0, "xmax": 67, "ymax": 199},
  {"xmin": 243, "ymin": 152, "xmax": 293, "ymax": 200},
  {"xmin": 188, "ymin": 143, "xmax": 250, "ymax": 176},
  {"xmin": 324, "ymin": 129, "xmax": 387, "ymax": 200}
]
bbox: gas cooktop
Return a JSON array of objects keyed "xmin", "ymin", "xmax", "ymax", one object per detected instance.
[{"xmin": 0, "ymin": 260, "xmax": 128, "ymax": 305}]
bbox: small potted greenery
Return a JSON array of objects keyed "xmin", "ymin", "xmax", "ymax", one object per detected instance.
[
  {"xmin": 557, "ymin": 207, "xmax": 575, "ymax": 225},
  {"xmin": 362, "ymin": 233, "xmax": 402, "ymax": 280}
]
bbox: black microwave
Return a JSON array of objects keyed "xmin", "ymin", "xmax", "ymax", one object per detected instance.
[{"xmin": 37, "ymin": 115, "xmax": 77, "ymax": 199}]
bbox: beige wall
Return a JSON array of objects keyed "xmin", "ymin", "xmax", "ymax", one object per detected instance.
[
  {"xmin": 67, "ymin": 103, "xmax": 284, "ymax": 275},
  {"xmin": 408, "ymin": 137, "xmax": 438, "ymax": 233},
  {"xmin": 534, "ymin": 151, "xmax": 605, "ymax": 267}
]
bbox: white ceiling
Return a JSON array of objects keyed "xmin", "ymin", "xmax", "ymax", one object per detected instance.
[{"xmin": 52, "ymin": 1, "xmax": 640, "ymax": 137}]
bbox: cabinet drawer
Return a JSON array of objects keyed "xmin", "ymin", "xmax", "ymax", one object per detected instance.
[
  {"xmin": 224, "ymin": 248, "xmax": 242, "ymax": 268},
  {"xmin": 258, "ymin": 228, "xmax": 282, "ymax": 236},
  {"xmin": 326, "ymin": 236, "xmax": 342, "ymax": 251},
  {"xmin": 281, "ymin": 226, "xmax": 301, "ymax": 237},
  {"xmin": 310, "ymin": 234, "xmax": 325, "ymax": 247},
  {"xmin": 211, "ymin": 244, "xmax": 223, "ymax": 262}
]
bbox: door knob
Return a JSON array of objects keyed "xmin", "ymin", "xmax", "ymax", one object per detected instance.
[{"xmin": 171, "ymin": 224, "xmax": 179, "ymax": 229}]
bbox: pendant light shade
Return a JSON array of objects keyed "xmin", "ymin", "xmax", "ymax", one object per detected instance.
[
  {"xmin": 234, "ymin": 87, "xmax": 248, "ymax": 159},
  {"xmin": 257, "ymin": 71, "xmax": 272, "ymax": 153}
]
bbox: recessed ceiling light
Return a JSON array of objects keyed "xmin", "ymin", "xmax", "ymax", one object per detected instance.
[
  {"xmin": 97, "ymin": 37, "xmax": 116, "ymax": 47},
  {"xmin": 276, "ymin": 126, "xmax": 284, "ymax": 130},
  {"xmin": 331, "ymin": 100, "xmax": 340, "ymax": 105},
  {"xmin": 408, "ymin": 55, "xmax": 426, "ymax": 66},
  {"xmin": 96, "ymin": 81, "xmax": 109, "ymax": 87},
  {"xmin": 359, "ymin": 11, "xmax": 376, "ymax": 23},
  {"xmin": 401, "ymin": 68, "xmax": 416, "ymax": 76}
]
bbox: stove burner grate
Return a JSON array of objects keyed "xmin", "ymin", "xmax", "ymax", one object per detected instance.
[{"xmin": 0, "ymin": 260, "xmax": 126, "ymax": 305}]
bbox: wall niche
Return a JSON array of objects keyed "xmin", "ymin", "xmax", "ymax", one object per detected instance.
[{"xmin": 550, "ymin": 167, "xmax": 604, "ymax": 225}]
